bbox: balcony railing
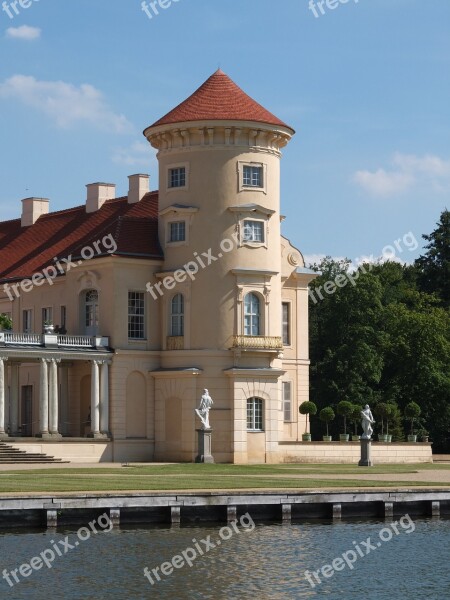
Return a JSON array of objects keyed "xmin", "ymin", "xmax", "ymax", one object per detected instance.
[
  {"xmin": 166, "ymin": 336, "xmax": 185, "ymax": 351},
  {"xmin": 231, "ymin": 335, "xmax": 283, "ymax": 350},
  {"xmin": 0, "ymin": 332, "xmax": 109, "ymax": 349}
]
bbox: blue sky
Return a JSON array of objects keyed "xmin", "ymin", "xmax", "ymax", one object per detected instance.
[{"xmin": 0, "ymin": 0, "xmax": 449, "ymax": 265}]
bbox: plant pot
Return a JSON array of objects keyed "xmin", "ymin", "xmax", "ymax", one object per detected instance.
[
  {"xmin": 339, "ymin": 434, "xmax": 349, "ymax": 442},
  {"xmin": 407, "ymin": 435, "xmax": 417, "ymax": 442},
  {"xmin": 378, "ymin": 434, "xmax": 388, "ymax": 442},
  {"xmin": 44, "ymin": 325, "xmax": 55, "ymax": 334},
  {"xmin": 322, "ymin": 435, "xmax": 332, "ymax": 442},
  {"xmin": 421, "ymin": 436, "xmax": 429, "ymax": 443},
  {"xmin": 302, "ymin": 433, "xmax": 312, "ymax": 442},
  {"xmin": 351, "ymin": 435, "xmax": 360, "ymax": 442},
  {"xmin": 386, "ymin": 435, "xmax": 392, "ymax": 443}
]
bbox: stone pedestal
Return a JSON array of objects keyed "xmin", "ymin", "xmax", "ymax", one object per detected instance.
[
  {"xmin": 358, "ymin": 438, "xmax": 373, "ymax": 466},
  {"xmin": 195, "ymin": 428, "xmax": 214, "ymax": 463}
]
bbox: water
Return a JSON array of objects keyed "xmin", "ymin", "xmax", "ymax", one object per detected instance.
[{"xmin": 0, "ymin": 518, "xmax": 448, "ymax": 599}]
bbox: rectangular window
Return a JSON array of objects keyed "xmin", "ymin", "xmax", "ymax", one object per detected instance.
[
  {"xmin": 282, "ymin": 303, "xmax": 290, "ymax": 346},
  {"xmin": 247, "ymin": 397, "xmax": 263, "ymax": 431},
  {"xmin": 128, "ymin": 292, "xmax": 145, "ymax": 340},
  {"xmin": 42, "ymin": 307, "xmax": 53, "ymax": 326},
  {"xmin": 243, "ymin": 165, "xmax": 263, "ymax": 188},
  {"xmin": 23, "ymin": 310, "xmax": 32, "ymax": 333},
  {"xmin": 169, "ymin": 167, "xmax": 186, "ymax": 188},
  {"xmin": 283, "ymin": 381, "xmax": 292, "ymax": 422},
  {"xmin": 243, "ymin": 220, "xmax": 264, "ymax": 243},
  {"xmin": 169, "ymin": 221, "xmax": 186, "ymax": 242},
  {"xmin": 60, "ymin": 306, "xmax": 66, "ymax": 328}
]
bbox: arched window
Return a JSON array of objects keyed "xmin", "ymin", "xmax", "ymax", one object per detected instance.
[
  {"xmin": 170, "ymin": 294, "xmax": 184, "ymax": 336},
  {"xmin": 84, "ymin": 290, "xmax": 99, "ymax": 336},
  {"xmin": 244, "ymin": 293, "xmax": 260, "ymax": 336},
  {"xmin": 247, "ymin": 397, "xmax": 264, "ymax": 431}
]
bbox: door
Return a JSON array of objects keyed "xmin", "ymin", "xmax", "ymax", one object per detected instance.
[
  {"xmin": 84, "ymin": 290, "xmax": 99, "ymax": 336},
  {"xmin": 21, "ymin": 385, "xmax": 33, "ymax": 436}
]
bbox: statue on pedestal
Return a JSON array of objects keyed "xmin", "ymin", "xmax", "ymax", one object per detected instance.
[
  {"xmin": 361, "ymin": 404, "xmax": 375, "ymax": 440},
  {"xmin": 195, "ymin": 389, "xmax": 213, "ymax": 429}
]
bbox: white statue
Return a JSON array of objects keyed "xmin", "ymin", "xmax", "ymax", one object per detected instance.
[
  {"xmin": 195, "ymin": 389, "xmax": 213, "ymax": 429},
  {"xmin": 361, "ymin": 404, "xmax": 375, "ymax": 439}
]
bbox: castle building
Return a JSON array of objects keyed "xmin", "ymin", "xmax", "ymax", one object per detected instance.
[{"xmin": 0, "ymin": 70, "xmax": 316, "ymax": 463}]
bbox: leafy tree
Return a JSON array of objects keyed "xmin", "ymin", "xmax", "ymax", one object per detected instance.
[
  {"xmin": 319, "ymin": 407, "xmax": 335, "ymax": 437},
  {"xmin": 299, "ymin": 401, "xmax": 317, "ymax": 434},
  {"xmin": 0, "ymin": 314, "xmax": 12, "ymax": 330},
  {"xmin": 404, "ymin": 401, "xmax": 422, "ymax": 436},
  {"xmin": 337, "ymin": 400, "xmax": 353, "ymax": 435},
  {"xmin": 415, "ymin": 209, "xmax": 450, "ymax": 307}
]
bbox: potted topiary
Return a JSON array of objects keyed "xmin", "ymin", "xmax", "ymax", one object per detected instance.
[
  {"xmin": 350, "ymin": 404, "xmax": 362, "ymax": 441},
  {"xmin": 299, "ymin": 401, "xmax": 317, "ymax": 442},
  {"xmin": 319, "ymin": 407, "xmax": 335, "ymax": 442},
  {"xmin": 374, "ymin": 402, "xmax": 388, "ymax": 442},
  {"xmin": 404, "ymin": 401, "xmax": 421, "ymax": 442},
  {"xmin": 384, "ymin": 402, "xmax": 400, "ymax": 443},
  {"xmin": 337, "ymin": 400, "xmax": 353, "ymax": 442},
  {"xmin": 417, "ymin": 429, "xmax": 429, "ymax": 443},
  {"xmin": 0, "ymin": 314, "xmax": 12, "ymax": 332}
]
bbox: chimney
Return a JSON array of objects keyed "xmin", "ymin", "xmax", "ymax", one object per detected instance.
[
  {"xmin": 86, "ymin": 183, "xmax": 116, "ymax": 213},
  {"xmin": 21, "ymin": 198, "xmax": 49, "ymax": 227},
  {"xmin": 128, "ymin": 174, "xmax": 149, "ymax": 204}
]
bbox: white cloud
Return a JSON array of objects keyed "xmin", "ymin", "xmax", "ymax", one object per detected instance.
[
  {"xmin": 0, "ymin": 75, "xmax": 133, "ymax": 133},
  {"xmin": 353, "ymin": 153, "xmax": 450, "ymax": 197},
  {"xmin": 6, "ymin": 25, "xmax": 41, "ymax": 41},
  {"xmin": 112, "ymin": 141, "xmax": 156, "ymax": 167}
]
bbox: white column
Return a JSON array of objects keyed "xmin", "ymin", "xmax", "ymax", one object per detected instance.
[
  {"xmin": 49, "ymin": 359, "xmax": 61, "ymax": 436},
  {"xmin": 10, "ymin": 363, "xmax": 19, "ymax": 436},
  {"xmin": 91, "ymin": 360, "xmax": 100, "ymax": 436},
  {"xmin": 100, "ymin": 361, "xmax": 110, "ymax": 435},
  {"xmin": 39, "ymin": 359, "xmax": 49, "ymax": 436},
  {"xmin": 0, "ymin": 357, "xmax": 8, "ymax": 437},
  {"xmin": 59, "ymin": 364, "xmax": 69, "ymax": 436}
]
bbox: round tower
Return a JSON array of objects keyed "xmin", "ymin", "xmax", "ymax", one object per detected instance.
[{"xmin": 144, "ymin": 70, "xmax": 294, "ymax": 352}]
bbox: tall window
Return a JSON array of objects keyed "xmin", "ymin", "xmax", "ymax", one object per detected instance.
[
  {"xmin": 60, "ymin": 306, "xmax": 67, "ymax": 330},
  {"xmin": 23, "ymin": 310, "xmax": 32, "ymax": 333},
  {"xmin": 243, "ymin": 165, "xmax": 263, "ymax": 188},
  {"xmin": 128, "ymin": 292, "xmax": 145, "ymax": 339},
  {"xmin": 169, "ymin": 167, "xmax": 186, "ymax": 188},
  {"xmin": 244, "ymin": 293, "xmax": 260, "ymax": 336},
  {"xmin": 247, "ymin": 397, "xmax": 264, "ymax": 431},
  {"xmin": 283, "ymin": 381, "xmax": 292, "ymax": 422},
  {"xmin": 170, "ymin": 294, "xmax": 184, "ymax": 337},
  {"xmin": 85, "ymin": 290, "xmax": 99, "ymax": 336},
  {"xmin": 169, "ymin": 221, "xmax": 186, "ymax": 242},
  {"xmin": 243, "ymin": 220, "xmax": 264, "ymax": 243},
  {"xmin": 282, "ymin": 303, "xmax": 290, "ymax": 346}
]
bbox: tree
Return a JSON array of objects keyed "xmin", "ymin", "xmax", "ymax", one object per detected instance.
[
  {"xmin": 404, "ymin": 401, "xmax": 421, "ymax": 436},
  {"xmin": 415, "ymin": 209, "xmax": 450, "ymax": 307},
  {"xmin": 337, "ymin": 400, "xmax": 353, "ymax": 435},
  {"xmin": 374, "ymin": 402, "xmax": 388, "ymax": 435},
  {"xmin": 319, "ymin": 407, "xmax": 335, "ymax": 438},
  {"xmin": 0, "ymin": 314, "xmax": 12, "ymax": 330},
  {"xmin": 350, "ymin": 404, "xmax": 362, "ymax": 436},
  {"xmin": 299, "ymin": 401, "xmax": 317, "ymax": 434}
]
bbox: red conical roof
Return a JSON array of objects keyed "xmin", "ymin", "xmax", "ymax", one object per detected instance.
[{"xmin": 149, "ymin": 70, "xmax": 292, "ymax": 130}]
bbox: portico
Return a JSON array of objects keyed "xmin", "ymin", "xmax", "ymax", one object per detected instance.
[{"xmin": 0, "ymin": 332, "xmax": 112, "ymax": 439}]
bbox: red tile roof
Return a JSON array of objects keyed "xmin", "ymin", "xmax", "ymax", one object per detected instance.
[
  {"xmin": 0, "ymin": 193, "xmax": 162, "ymax": 282},
  {"xmin": 149, "ymin": 69, "xmax": 292, "ymax": 130}
]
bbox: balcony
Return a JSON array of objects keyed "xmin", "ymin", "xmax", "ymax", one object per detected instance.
[
  {"xmin": 166, "ymin": 336, "xmax": 184, "ymax": 351},
  {"xmin": 0, "ymin": 332, "xmax": 110, "ymax": 350},
  {"xmin": 231, "ymin": 335, "xmax": 283, "ymax": 351}
]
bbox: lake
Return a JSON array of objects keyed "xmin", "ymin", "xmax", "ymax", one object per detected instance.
[{"xmin": 0, "ymin": 517, "xmax": 448, "ymax": 599}]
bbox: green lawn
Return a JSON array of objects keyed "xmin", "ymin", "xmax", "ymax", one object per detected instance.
[{"xmin": 0, "ymin": 463, "xmax": 448, "ymax": 494}]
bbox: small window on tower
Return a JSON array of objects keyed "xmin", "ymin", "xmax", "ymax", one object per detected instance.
[
  {"xmin": 168, "ymin": 167, "xmax": 186, "ymax": 189},
  {"xmin": 243, "ymin": 165, "xmax": 263, "ymax": 188},
  {"xmin": 169, "ymin": 221, "xmax": 186, "ymax": 242}
]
